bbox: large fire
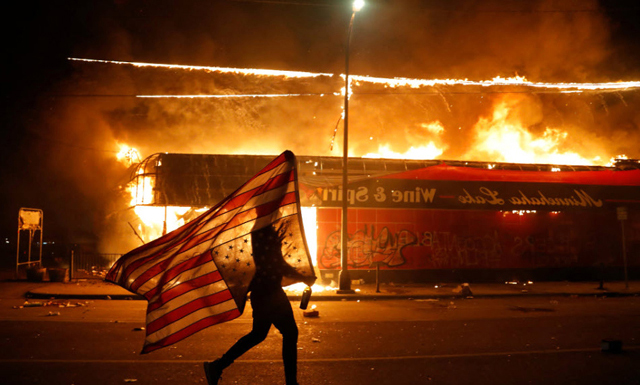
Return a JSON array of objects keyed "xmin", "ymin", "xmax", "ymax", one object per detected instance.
[
  {"xmin": 364, "ymin": 121, "xmax": 447, "ymax": 160},
  {"xmin": 105, "ymin": 57, "xmax": 632, "ymax": 293},
  {"xmin": 462, "ymin": 97, "xmax": 598, "ymax": 165}
]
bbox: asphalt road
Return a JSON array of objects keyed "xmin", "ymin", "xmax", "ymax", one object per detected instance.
[{"xmin": 1, "ymin": 287, "xmax": 639, "ymax": 385}]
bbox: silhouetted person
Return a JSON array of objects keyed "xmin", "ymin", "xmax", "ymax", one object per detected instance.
[{"xmin": 204, "ymin": 225, "xmax": 314, "ymax": 385}]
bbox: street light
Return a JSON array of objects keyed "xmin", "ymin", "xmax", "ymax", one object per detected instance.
[{"xmin": 338, "ymin": 0, "xmax": 364, "ymax": 294}]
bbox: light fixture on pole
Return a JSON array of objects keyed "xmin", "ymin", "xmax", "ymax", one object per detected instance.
[{"xmin": 338, "ymin": 0, "xmax": 364, "ymax": 294}]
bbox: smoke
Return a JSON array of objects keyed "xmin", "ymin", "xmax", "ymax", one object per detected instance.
[{"xmin": 19, "ymin": 0, "xmax": 640, "ymax": 251}]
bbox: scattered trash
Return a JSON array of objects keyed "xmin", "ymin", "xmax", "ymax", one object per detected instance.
[
  {"xmin": 105, "ymin": 295, "xmax": 112, "ymax": 300},
  {"xmin": 303, "ymin": 305, "xmax": 319, "ymax": 318},
  {"xmin": 47, "ymin": 311, "xmax": 61, "ymax": 316},
  {"xmin": 439, "ymin": 301, "xmax": 457, "ymax": 309},
  {"xmin": 312, "ymin": 338, "xmax": 321, "ymax": 343},
  {"xmin": 453, "ymin": 283, "xmax": 473, "ymax": 297},
  {"xmin": 461, "ymin": 283, "xmax": 473, "ymax": 297},
  {"xmin": 124, "ymin": 379, "xmax": 138, "ymax": 383},
  {"xmin": 508, "ymin": 306, "xmax": 554, "ymax": 313},
  {"xmin": 18, "ymin": 300, "xmax": 90, "ymax": 309},
  {"xmin": 132, "ymin": 327, "xmax": 145, "ymax": 331}
]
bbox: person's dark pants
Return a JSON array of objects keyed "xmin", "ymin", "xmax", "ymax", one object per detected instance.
[{"xmin": 219, "ymin": 315, "xmax": 299, "ymax": 385}]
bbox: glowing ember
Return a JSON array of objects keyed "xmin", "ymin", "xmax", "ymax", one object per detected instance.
[
  {"xmin": 116, "ymin": 143, "xmax": 141, "ymax": 167},
  {"xmin": 69, "ymin": 57, "xmax": 640, "ymax": 93},
  {"xmin": 68, "ymin": 57, "xmax": 333, "ymax": 79},
  {"xmin": 136, "ymin": 93, "xmax": 323, "ymax": 99}
]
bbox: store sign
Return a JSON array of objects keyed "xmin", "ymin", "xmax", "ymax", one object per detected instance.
[{"xmin": 310, "ymin": 179, "xmax": 639, "ymax": 211}]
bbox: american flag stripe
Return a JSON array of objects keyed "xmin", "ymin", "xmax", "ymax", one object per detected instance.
[
  {"xmin": 205, "ymin": 202, "xmax": 298, "ymax": 251},
  {"xmin": 112, "ymin": 154, "xmax": 291, "ymax": 281},
  {"xmin": 221, "ymin": 171, "xmax": 294, "ymax": 215},
  {"xmin": 145, "ymin": 260, "xmax": 221, "ymax": 306},
  {"xmin": 128, "ymin": 185, "xmax": 297, "ymax": 293},
  {"xmin": 146, "ymin": 289, "xmax": 234, "ymax": 334},
  {"xmin": 139, "ymin": 156, "xmax": 290, "ymax": 249},
  {"xmin": 123, "ymin": 177, "xmax": 295, "ymax": 288},
  {"xmin": 106, "ymin": 151, "xmax": 315, "ymax": 354},
  {"xmin": 136, "ymin": 200, "xmax": 298, "ymax": 301},
  {"xmin": 173, "ymin": 183, "xmax": 296, "ymax": 255},
  {"xmin": 147, "ymin": 284, "xmax": 230, "ymax": 329},
  {"xmin": 147, "ymin": 271, "xmax": 225, "ymax": 314},
  {"xmin": 145, "ymin": 299, "xmax": 238, "ymax": 343},
  {"xmin": 143, "ymin": 306, "xmax": 242, "ymax": 354},
  {"xmin": 130, "ymin": 247, "xmax": 214, "ymax": 294}
]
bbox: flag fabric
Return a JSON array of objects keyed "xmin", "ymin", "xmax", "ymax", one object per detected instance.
[{"xmin": 106, "ymin": 150, "xmax": 316, "ymax": 354}]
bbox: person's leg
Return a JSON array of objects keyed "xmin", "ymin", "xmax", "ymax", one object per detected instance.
[
  {"xmin": 220, "ymin": 317, "xmax": 271, "ymax": 367},
  {"xmin": 273, "ymin": 315, "xmax": 299, "ymax": 385},
  {"xmin": 204, "ymin": 318, "xmax": 271, "ymax": 385}
]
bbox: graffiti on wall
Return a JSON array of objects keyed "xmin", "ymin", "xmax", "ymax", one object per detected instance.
[
  {"xmin": 424, "ymin": 231, "xmax": 503, "ymax": 269},
  {"xmin": 317, "ymin": 208, "xmax": 632, "ymax": 270},
  {"xmin": 319, "ymin": 227, "xmax": 584, "ymax": 269},
  {"xmin": 319, "ymin": 225, "xmax": 417, "ymax": 269}
]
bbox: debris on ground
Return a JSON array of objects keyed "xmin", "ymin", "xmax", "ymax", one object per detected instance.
[
  {"xmin": 508, "ymin": 305, "xmax": 555, "ymax": 313},
  {"xmin": 303, "ymin": 305, "xmax": 319, "ymax": 318},
  {"xmin": 452, "ymin": 283, "xmax": 473, "ymax": 297},
  {"xmin": 15, "ymin": 300, "xmax": 90, "ymax": 309}
]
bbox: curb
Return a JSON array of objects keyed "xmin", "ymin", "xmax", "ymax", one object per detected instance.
[{"xmin": 25, "ymin": 290, "xmax": 639, "ymax": 301}]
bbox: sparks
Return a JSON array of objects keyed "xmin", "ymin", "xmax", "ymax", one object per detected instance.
[
  {"xmin": 68, "ymin": 57, "xmax": 333, "ymax": 79},
  {"xmin": 69, "ymin": 57, "xmax": 640, "ymax": 93},
  {"xmin": 136, "ymin": 93, "xmax": 324, "ymax": 99}
]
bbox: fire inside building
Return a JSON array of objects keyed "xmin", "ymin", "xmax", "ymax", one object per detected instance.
[{"xmin": 122, "ymin": 153, "xmax": 640, "ymax": 284}]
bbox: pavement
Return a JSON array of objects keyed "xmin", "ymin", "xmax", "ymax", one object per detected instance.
[{"xmin": 9, "ymin": 277, "xmax": 640, "ymax": 301}]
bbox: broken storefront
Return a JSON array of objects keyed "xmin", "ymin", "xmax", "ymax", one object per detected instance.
[{"xmin": 127, "ymin": 153, "xmax": 640, "ymax": 283}]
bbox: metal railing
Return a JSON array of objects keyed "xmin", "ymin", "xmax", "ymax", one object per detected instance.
[{"xmin": 70, "ymin": 252, "xmax": 121, "ymax": 279}]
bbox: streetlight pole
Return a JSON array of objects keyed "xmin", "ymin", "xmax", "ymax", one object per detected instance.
[{"xmin": 338, "ymin": 0, "xmax": 364, "ymax": 294}]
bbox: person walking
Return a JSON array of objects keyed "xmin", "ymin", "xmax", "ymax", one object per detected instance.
[{"xmin": 204, "ymin": 225, "xmax": 314, "ymax": 385}]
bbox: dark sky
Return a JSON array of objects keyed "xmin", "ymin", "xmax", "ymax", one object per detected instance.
[{"xmin": 2, "ymin": 0, "xmax": 640, "ymax": 249}]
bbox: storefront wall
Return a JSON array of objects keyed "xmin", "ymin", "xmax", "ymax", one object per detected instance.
[{"xmin": 316, "ymin": 207, "xmax": 639, "ymax": 282}]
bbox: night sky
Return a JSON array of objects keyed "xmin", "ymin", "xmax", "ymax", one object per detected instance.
[{"xmin": 3, "ymin": 0, "xmax": 640, "ymax": 252}]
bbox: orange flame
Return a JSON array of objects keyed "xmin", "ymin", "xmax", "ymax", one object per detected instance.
[{"xmin": 463, "ymin": 98, "xmax": 597, "ymax": 165}]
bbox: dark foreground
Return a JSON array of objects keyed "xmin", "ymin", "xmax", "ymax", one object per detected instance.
[{"xmin": 1, "ymin": 290, "xmax": 639, "ymax": 385}]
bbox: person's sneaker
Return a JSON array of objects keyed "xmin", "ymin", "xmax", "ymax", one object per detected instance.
[{"xmin": 203, "ymin": 359, "xmax": 223, "ymax": 385}]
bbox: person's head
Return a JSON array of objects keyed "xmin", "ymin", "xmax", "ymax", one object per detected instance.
[{"xmin": 251, "ymin": 224, "xmax": 284, "ymax": 265}]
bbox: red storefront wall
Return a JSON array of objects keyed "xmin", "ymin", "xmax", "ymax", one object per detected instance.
[{"xmin": 316, "ymin": 207, "xmax": 639, "ymax": 274}]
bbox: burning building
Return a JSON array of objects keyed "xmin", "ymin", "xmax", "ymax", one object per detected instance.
[{"xmin": 121, "ymin": 153, "xmax": 640, "ymax": 284}]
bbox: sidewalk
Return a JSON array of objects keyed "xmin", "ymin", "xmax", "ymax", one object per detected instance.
[{"xmin": 19, "ymin": 278, "xmax": 640, "ymax": 301}]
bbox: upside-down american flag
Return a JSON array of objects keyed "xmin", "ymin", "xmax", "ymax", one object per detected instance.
[{"xmin": 106, "ymin": 150, "xmax": 316, "ymax": 353}]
